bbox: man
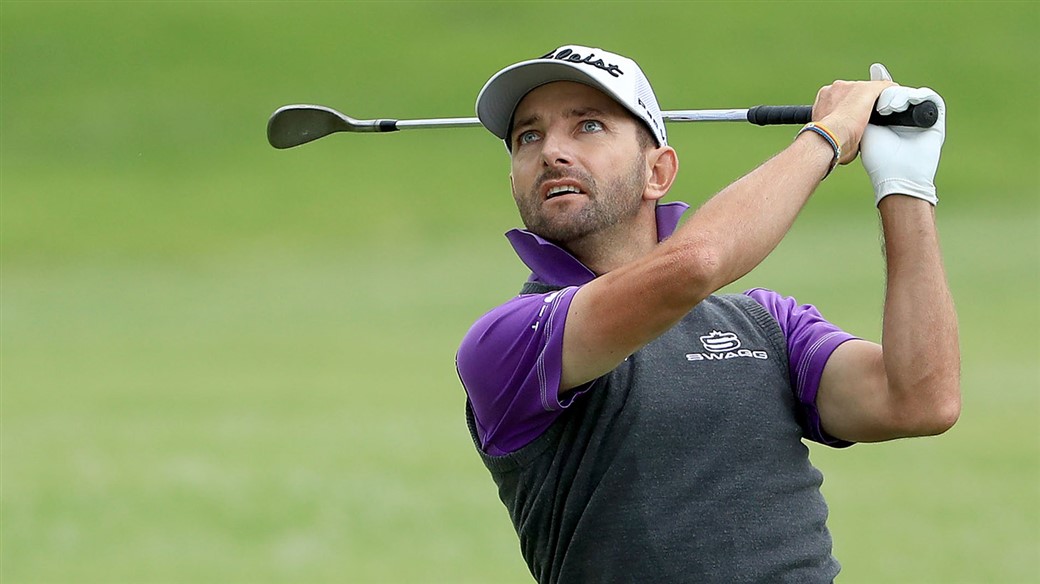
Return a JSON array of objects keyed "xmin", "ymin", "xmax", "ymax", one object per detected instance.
[{"xmin": 456, "ymin": 45, "xmax": 959, "ymax": 583}]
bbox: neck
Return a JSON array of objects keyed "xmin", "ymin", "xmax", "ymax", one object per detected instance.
[{"xmin": 565, "ymin": 204, "xmax": 659, "ymax": 275}]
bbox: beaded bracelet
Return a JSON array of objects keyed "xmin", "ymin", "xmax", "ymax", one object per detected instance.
[{"xmin": 798, "ymin": 122, "xmax": 841, "ymax": 178}]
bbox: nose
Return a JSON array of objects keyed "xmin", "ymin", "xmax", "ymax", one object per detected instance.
[{"xmin": 539, "ymin": 130, "xmax": 573, "ymax": 168}]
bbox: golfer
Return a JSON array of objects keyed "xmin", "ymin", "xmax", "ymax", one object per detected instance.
[{"xmin": 456, "ymin": 45, "xmax": 960, "ymax": 583}]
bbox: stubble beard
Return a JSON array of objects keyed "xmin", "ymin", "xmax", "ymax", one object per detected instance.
[{"xmin": 514, "ymin": 156, "xmax": 648, "ymax": 245}]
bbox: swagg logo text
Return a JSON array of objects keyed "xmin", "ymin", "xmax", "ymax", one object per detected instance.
[{"xmin": 686, "ymin": 330, "xmax": 768, "ymax": 362}]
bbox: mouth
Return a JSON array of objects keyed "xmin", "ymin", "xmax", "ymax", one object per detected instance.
[{"xmin": 542, "ymin": 180, "xmax": 587, "ymax": 201}]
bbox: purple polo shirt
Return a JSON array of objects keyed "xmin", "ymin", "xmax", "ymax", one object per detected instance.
[{"xmin": 457, "ymin": 202, "xmax": 856, "ymax": 455}]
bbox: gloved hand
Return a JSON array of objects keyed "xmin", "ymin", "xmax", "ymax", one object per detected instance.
[{"xmin": 860, "ymin": 63, "xmax": 946, "ymax": 206}]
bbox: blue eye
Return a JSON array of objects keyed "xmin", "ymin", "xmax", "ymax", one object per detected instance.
[
  {"xmin": 582, "ymin": 120, "xmax": 603, "ymax": 133},
  {"xmin": 518, "ymin": 131, "xmax": 540, "ymax": 145}
]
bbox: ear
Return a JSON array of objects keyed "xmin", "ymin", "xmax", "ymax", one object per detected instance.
[{"xmin": 643, "ymin": 146, "xmax": 678, "ymax": 202}]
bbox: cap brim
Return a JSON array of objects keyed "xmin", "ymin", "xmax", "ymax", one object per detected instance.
[{"xmin": 476, "ymin": 60, "xmax": 620, "ymax": 141}]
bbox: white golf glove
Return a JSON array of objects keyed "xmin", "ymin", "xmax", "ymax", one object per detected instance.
[{"xmin": 860, "ymin": 63, "xmax": 946, "ymax": 206}]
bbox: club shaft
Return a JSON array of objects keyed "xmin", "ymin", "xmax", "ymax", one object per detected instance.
[
  {"xmin": 395, "ymin": 117, "xmax": 481, "ymax": 129},
  {"xmin": 664, "ymin": 109, "xmax": 752, "ymax": 122},
  {"xmin": 389, "ymin": 109, "xmax": 755, "ymax": 131},
  {"xmin": 268, "ymin": 102, "xmax": 934, "ymax": 149}
]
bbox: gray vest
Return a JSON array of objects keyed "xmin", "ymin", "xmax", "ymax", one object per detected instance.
[{"xmin": 466, "ymin": 288, "xmax": 840, "ymax": 583}]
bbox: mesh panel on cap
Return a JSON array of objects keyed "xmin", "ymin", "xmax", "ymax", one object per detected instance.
[{"xmin": 634, "ymin": 75, "xmax": 667, "ymax": 145}]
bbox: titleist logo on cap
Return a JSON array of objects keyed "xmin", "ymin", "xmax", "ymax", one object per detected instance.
[{"xmin": 539, "ymin": 48, "xmax": 624, "ymax": 78}]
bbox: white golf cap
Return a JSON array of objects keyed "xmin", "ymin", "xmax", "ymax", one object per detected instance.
[{"xmin": 476, "ymin": 45, "xmax": 667, "ymax": 148}]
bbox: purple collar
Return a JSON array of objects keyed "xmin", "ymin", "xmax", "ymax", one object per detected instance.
[{"xmin": 504, "ymin": 201, "xmax": 690, "ymax": 287}]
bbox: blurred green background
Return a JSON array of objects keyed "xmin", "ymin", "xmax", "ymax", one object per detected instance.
[{"xmin": 2, "ymin": 1, "xmax": 1037, "ymax": 582}]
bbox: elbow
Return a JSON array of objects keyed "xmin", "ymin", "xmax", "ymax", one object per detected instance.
[
  {"xmin": 894, "ymin": 378, "xmax": 962, "ymax": 437},
  {"xmin": 667, "ymin": 239, "xmax": 725, "ymax": 300},
  {"xmin": 917, "ymin": 390, "xmax": 961, "ymax": 436},
  {"xmin": 936, "ymin": 385, "xmax": 962, "ymax": 432}
]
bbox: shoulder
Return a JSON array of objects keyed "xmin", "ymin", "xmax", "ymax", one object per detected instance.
[
  {"xmin": 456, "ymin": 287, "xmax": 580, "ymax": 391},
  {"xmin": 740, "ymin": 287, "xmax": 851, "ymax": 344},
  {"xmin": 456, "ymin": 286, "xmax": 583, "ymax": 454},
  {"xmin": 702, "ymin": 291, "xmax": 787, "ymax": 338},
  {"xmin": 458, "ymin": 288, "xmax": 577, "ymax": 351},
  {"xmin": 742, "ymin": 287, "xmax": 796, "ymax": 321},
  {"xmin": 740, "ymin": 287, "xmax": 826, "ymax": 335}
]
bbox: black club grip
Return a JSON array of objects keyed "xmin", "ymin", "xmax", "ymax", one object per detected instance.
[
  {"xmin": 746, "ymin": 105, "xmax": 813, "ymax": 126},
  {"xmin": 747, "ymin": 101, "xmax": 938, "ymax": 128}
]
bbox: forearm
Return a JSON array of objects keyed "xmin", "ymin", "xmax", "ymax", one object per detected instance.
[
  {"xmin": 596, "ymin": 78, "xmax": 887, "ymax": 314},
  {"xmin": 664, "ymin": 132, "xmax": 833, "ymax": 295},
  {"xmin": 561, "ymin": 134, "xmax": 832, "ymax": 389},
  {"xmin": 559, "ymin": 79, "xmax": 891, "ymax": 391},
  {"xmin": 878, "ymin": 195, "xmax": 961, "ymax": 432}
]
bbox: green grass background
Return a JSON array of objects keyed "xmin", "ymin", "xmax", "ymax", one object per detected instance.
[{"xmin": 2, "ymin": 1, "xmax": 1037, "ymax": 582}]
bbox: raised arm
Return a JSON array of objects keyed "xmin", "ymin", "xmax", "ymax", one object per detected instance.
[
  {"xmin": 816, "ymin": 66, "xmax": 961, "ymax": 441},
  {"xmin": 560, "ymin": 79, "xmax": 893, "ymax": 391}
]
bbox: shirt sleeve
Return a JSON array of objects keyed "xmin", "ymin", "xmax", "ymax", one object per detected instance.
[
  {"xmin": 745, "ymin": 288, "xmax": 858, "ymax": 448},
  {"xmin": 456, "ymin": 286, "xmax": 588, "ymax": 456}
]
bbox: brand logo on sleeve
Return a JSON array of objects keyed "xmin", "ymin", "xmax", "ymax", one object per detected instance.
[
  {"xmin": 532, "ymin": 291, "xmax": 562, "ymax": 331},
  {"xmin": 686, "ymin": 330, "xmax": 768, "ymax": 362}
]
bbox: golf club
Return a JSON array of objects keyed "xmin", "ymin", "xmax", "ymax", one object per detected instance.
[{"xmin": 267, "ymin": 102, "xmax": 938, "ymax": 149}]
